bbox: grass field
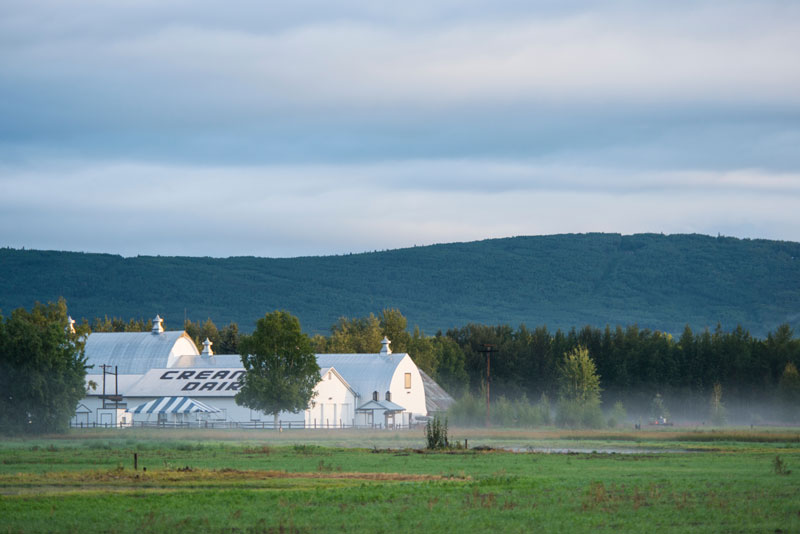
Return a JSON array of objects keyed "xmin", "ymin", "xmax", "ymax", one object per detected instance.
[{"xmin": 1, "ymin": 427, "xmax": 799, "ymax": 533}]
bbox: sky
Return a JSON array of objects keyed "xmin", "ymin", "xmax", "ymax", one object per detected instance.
[{"xmin": 1, "ymin": 0, "xmax": 799, "ymax": 258}]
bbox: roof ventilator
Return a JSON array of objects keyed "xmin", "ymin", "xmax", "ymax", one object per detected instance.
[{"xmin": 152, "ymin": 315, "xmax": 164, "ymax": 334}]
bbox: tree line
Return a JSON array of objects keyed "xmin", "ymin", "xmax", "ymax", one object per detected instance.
[
  {"xmin": 93, "ymin": 308, "xmax": 800, "ymax": 421},
  {"xmin": 5, "ymin": 233, "xmax": 800, "ymax": 338},
  {"xmin": 5, "ymin": 302, "xmax": 799, "ymax": 434}
]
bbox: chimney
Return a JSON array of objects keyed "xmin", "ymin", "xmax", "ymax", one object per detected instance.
[
  {"xmin": 380, "ymin": 336, "xmax": 392, "ymax": 355},
  {"xmin": 201, "ymin": 338, "xmax": 213, "ymax": 357},
  {"xmin": 152, "ymin": 315, "xmax": 164, "ymax": 334}
]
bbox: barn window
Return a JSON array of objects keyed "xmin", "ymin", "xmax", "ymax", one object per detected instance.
[{"xmin": 404, "ymin": 373, "xmax": 411, "ymax": 389}]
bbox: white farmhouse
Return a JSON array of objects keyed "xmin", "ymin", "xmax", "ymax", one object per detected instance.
[{"xmin": 76, "ymin": 315, "xmax": 445, "ymax": 428}]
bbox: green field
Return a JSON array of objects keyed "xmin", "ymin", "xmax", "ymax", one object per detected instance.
[{"xmin": 1, "ymin": 428, "xmax": 799, "ymax": 533}]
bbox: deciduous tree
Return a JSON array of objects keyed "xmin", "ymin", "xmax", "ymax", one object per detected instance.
[
  {"xmin": 556, "ymin": 346, "xmax": 603, "ymax": 427},
  {"xmin": 558, "ymin": 346, "xmax": 601, "ymax": 405},
  {"xmin": 235, "ymin": 311, "xmax": 320, "ymax": 427},
  {"xmin": 0, "ymin": 299, "xmax": 88, "ymax": 434}
]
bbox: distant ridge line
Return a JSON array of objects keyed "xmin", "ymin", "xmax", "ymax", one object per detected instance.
[{"xmin": 1, "ymin": 233, "xmax": 798, "ymax": 337}]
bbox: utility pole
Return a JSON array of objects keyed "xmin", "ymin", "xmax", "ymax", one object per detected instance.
[
  {"xmin": 100, "ymin": 364, "xmax": 108, "ymax": 407},
  {"xmin": 99, "ymin": 364, "xmax": 121, "ymax": 410},
  {"xmin": 478, "ymin": 344, "xmax": 496, "ymax": 427}
]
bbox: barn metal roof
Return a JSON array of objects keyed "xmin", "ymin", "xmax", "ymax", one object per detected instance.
[
  {"xmin": 316, "ymin": 353, "xmax": 407, "ymax": 399},
  {"xmin": 84, "ymin": 331, "xmax": 196, "ymax": 375},
  {"xmin": 356, "ymin": 398, "xmax": 406, "ymax": 413},
  {"xmin": 172, "ymin": 353, "xmax": 243, "ymax": 368},
  {"xmin": 418, "ymin": 370, "xmax": 455, "ymax": 413}
]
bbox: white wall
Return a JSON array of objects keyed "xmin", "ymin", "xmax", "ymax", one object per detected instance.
[
  {"xmin": 305, "ymin": 369, "xmax": 356, "ymax": 428},
  {"xmin": 389, "ymin": 354, "xmax": 427, "ymax": 423},
  {"xmin": 166, "ymin": 335, "xmax": 202, "ymax": 367}
]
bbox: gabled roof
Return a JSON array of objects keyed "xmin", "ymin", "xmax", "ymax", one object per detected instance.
[
  {"xmin": 172, "ymin": 353, "xmax": 242, "ymax": 368},
  {"xmin": 318, "ymin": 367, "xmax": 357, "ymax": 396},
  {"xmin": 356, "ymin": 398, "xmax": 406, "ymax": 413},
  {"xmin": 84, "ymin": 331, "xmax": 197, "ymax": 375},
  {"xmin": 316, "ymin": 353, "xmax": 408, "ymax": 398}
]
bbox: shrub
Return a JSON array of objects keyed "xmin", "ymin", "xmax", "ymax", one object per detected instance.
[
  {"xmin": 425, "ymin": 415, "xmax": 449, "ymax": 450},
  {"xmin": 607, "ymin": 401, "xmax": 627, "ymax": 428},
  {"xmin": 492, "ymin": 396, "xmax": 515, "ymax": 427},
  {"xmin": 710, "ymin": 383, "xmax": 727, "ymax": 426},
  {"xmin": 515, "ymin": 395, "xmax": 542, "ymax": 427},
  {"xmin": 537, "ymin": 394, "xmax": 553, "ymax": 426},
  {"xmin": 773, "ymin": 455, "xmax": 791, "ymax": 475},
  {"xmin": 448, "ymin": 392, "xmax": 484, "ymax": 426},
  {"xmin": 556, "ymin": 398, "xmax": 605, "ymax": 429}
]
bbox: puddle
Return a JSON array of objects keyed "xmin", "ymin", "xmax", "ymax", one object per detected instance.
[{"xmin": 503, "ymin": 446, "xmax": 692, "ymax": 454}]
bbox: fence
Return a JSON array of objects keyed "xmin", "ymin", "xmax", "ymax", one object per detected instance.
[{"xmin": 69, "ymin": 420, "xmax": 420, "ymax": 430}]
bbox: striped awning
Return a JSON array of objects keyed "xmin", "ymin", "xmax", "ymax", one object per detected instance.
[{"xmin": 129, "ymin": 396, "xmax": 220, "ymax": 414}]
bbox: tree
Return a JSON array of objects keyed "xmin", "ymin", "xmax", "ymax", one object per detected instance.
[
  {"xmin": 379, "ymin": 308, "xmax": 411, "ymax": 353},
  {"xmin": 325, "ymin": 314, "xmax": 382, "ymax": 353},
  {"xmin": 430, "ymin": 335, "xmax": 468, "ymax": 396},
  {"xmin": 218, "ymin": 322, "xmax": 240, "ymax": 354},
  {"xmin": 0, "ymin": 299, "xmax": 88, "ymax": 434},
  {"xmin": 556, "ymin": 346, "xmax": 603, "ymax": 428},
  {"xmin": 650, "ymin": 393, "xmax": 670, "ymax": 421},
  {"xmin": 557, "ymin": 346, "xmax": 601, "ymax": 405},
  {"xmin": 710, "ymin": 382, "xmax": 726, "ymax": 426},
  {"xmin": 184, "ymin": 318, "xmax": 221, "ymax": 353},
  {"xmin": 778, "ymin": 362, "xmax": 800, "ymax": 421},
  {"xmin": 235, "ymin": 311, "xmax": 320, "ymax": 427},
  {"xmin": 91, "ymin": 316, "xmax": 152, "ymax": 332}
]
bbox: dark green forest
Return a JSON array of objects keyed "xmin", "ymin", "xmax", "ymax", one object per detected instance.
[{"xmin": 2, "ymin": 233, "xmax": 799, "ymax": 337}]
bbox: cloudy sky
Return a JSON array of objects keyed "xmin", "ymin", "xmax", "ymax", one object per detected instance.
[{"xmin": 1, "ymin": 0, "xmax": 799, "ymax": 257}]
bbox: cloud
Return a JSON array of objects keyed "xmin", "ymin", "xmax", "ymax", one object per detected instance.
[
  {"xmin": 1, "ymin": 1, "xmax": 799, "ymax": 254},
  {"xmin": 2, "ymin": 2, "xmax": 799, "ymax": 140},
  {"xmin": 1, "ymin": 159, "xmax": 798, "ymax": 257}
]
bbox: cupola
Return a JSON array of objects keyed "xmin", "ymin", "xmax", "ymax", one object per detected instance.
[{"xmin": 152, "ymin": 314, "xmax": 164, "ymax": 334}]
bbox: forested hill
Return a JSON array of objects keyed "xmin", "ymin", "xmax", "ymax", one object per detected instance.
[{"xmin": 1, "ymin": 233, "xmax": 799, "ymax": 337}]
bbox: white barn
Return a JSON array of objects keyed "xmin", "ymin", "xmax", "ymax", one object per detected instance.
[{"xmin": 77, "ymin": 315, "xmax": 440, "ymax": 428}]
